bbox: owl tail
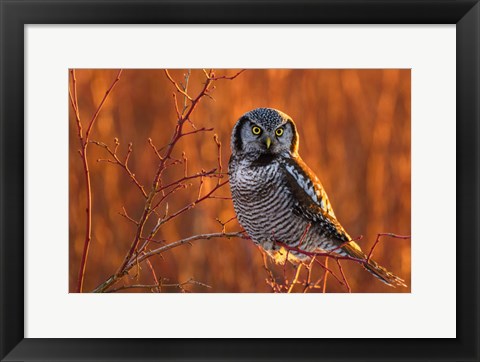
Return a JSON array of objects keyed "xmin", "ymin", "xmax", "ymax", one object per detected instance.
[{"xmin": 342, "ymin": 242, "xmax": 407, "ymax": 288}]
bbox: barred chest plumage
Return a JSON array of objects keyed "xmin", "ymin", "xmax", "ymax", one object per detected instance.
[{"xmin": 229, "ymin": 154, "xmax": 323, "ymax": 261}]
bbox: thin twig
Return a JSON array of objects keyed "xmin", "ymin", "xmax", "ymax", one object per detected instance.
[
  {"xmin": 119, "ymin": 206, "xmax": 139, "ymax": 225},
  {"xmin": 260, "ymin": 249, "xmax": 281, "ymax": 293},
  {"xmin": 85, "ymin": 70, "xmax": 123, "ymax": 141},
  {"xmin": 90, "ymin": 140, "xmax": 147, "ymax": 198},
  {"xmin": 322, "ymin": 257, "xmax": 329, "ymax": 293},
  {"xmin": 145, "ymin": 259, "xmax": 160, "ymax": 292},
  {"xmin": 287, "ymin": 264, "xmax": 303, "ymax": 293},
  {"xmin": 181, "ymin": 127, "xmax": 214, "ymax": 137},
  {"xmin": 336, "ymin": 259, "xmax": 351, "ymax": 293},
  {"xmin": 366, "ymin": 233, "xmax": 411, "ymax": 264},
  {"xmin": 106, "ymin": 278, "xmax": 211, "ymax": 293},
  {"xmin": 206, "ymin": 69, "xmax": 246, "ymax": 81},
  {"xmin": 131, "ymin": 231, "xmax": 245, "ymax": 269},
  {"xmin": 164, "ymin": 69, "xmax": 193, "ymax": 101}
]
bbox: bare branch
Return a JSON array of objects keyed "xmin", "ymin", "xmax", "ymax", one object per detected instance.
[
  {"xmin": 129, "ymin": 232, "xmax": 247, "ymax": 270},
  {"xmin": 92, "ymin": 232, "xmax": 246, "ymax": 293},
  {"xmin": 85, "ymin": 69, "xmax": 123, "ymax": 142},
  {"xmin": 119, "ymin": 206, "xmax": 139, "ymax": 226},
  {"xmin": 205, "ymin": 69, "xmax": 246, "ymax": 81},
  {"xmin": 90, "ymin": 140, "xmax": 148, "ymax": 198},
  {"xmin": 145, "ymin": 259, "xmax": 160, "ymax": 292},
  {"xmin": 322, "ymin": 258, "xmax": 329, "ymax": 293},
  {"xmin": 164, "ymin": 69, "xmax": 193, "ymax": 101},
  {"xmin": 148, "ymin": 138, "xmax": 164, "ymax": 160},
  {"xmin": 336, "ymin": 259, "xmax": 351, "ymax": 293},
  {"xmin": 71, "ymin": 69, "xmax": 123, "ymax": 293},
  {"xmin": 181, "ymin": 127, "xmax": 214, "ymax": 137},
  {"xmin": 366, "ymin": 233, "xmax": 411, "ymax": 264},
  {"xmin": 287, "ymin": 264, "xmax": 303, "ymax": 293}
]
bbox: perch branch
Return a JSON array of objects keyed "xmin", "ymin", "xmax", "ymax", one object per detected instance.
[{"xmin": 92, "ymin": 232, "xmax": 246, "ymax": 293}]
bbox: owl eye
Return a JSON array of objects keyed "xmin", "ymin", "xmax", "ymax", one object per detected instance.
[
  {"xmin": 251, "ymin": 126, "xmax": 262, "ymax": 135},
  {"xmin": 275, "ymin": 128, "xmax": 284, "ymax": 137}
]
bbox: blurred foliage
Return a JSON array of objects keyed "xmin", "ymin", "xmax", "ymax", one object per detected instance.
[{"xmin": 69, "ymin": 69, "xmax": 411, "ymax": 293}]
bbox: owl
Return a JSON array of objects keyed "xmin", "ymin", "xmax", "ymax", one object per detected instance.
[{"xmin": 228, "ymin": 107, "xmax": 406, "ymax": 287}]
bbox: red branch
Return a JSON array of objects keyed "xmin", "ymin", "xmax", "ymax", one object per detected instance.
[
  {"xmin": 336, "ymin": 259, "xmax": 351, "ymax": 293},
  {"xmin": 322, "ymin": 258, "xmax": 329, "ymax": 293},
  {"xmin": 366, "ymin": 233, "xmax": 411, "ymax": 264},
  {"xmin": 69, "ymin": 69, "xmax": 123, "ymax": 293},
  {"xmin": 115, "ymin": 70, "xmax": 218, "ymax": 276},
  {"xmin": 90, "ymin": 69, "xmax": 244, "ymax": 293},
  {"xmin": 90, "ymin": 140, "xmax": 147, "ymax": 198},
  {"xmin": 204, "ymin": 69, "xmax": 246, "ymax": 81}
]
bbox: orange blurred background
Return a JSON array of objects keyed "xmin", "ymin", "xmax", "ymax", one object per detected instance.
[{"xmin": 69, "ymin": 69, "xmax": 411, "ymax": 293}]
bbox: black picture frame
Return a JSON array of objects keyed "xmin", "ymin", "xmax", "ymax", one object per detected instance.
[{"xmin": 1, "ymin": 1, "xmax": 478, "ymax": 361}]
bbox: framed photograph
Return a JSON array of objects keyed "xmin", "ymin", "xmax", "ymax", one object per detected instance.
[
  {"xmin": 68, "ymin": 68, "xmax": 412, "ymax": 295},
  {"xmin": 1, "ymin": 1, "xmax": 478, "ymax": 361}
]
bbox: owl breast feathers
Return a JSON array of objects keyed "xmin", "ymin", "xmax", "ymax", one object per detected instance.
[{"xmin": 228, "ymin": 107, "xmax": 406, "ymax": 287}]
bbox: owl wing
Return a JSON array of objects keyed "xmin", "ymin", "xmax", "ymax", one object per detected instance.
[{"xmin": 280, "ymin": 156, "xmax": 351, "ymax": 243}]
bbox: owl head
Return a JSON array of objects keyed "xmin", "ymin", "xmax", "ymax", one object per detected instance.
[{"xmin": 231, "ymin": 108, "xmax": 299, "ymax": 156}]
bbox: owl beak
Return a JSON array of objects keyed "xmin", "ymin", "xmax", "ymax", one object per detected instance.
[{"xmin": 265, "ymin": 137, "xmax": 272, "ymax": 149}]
